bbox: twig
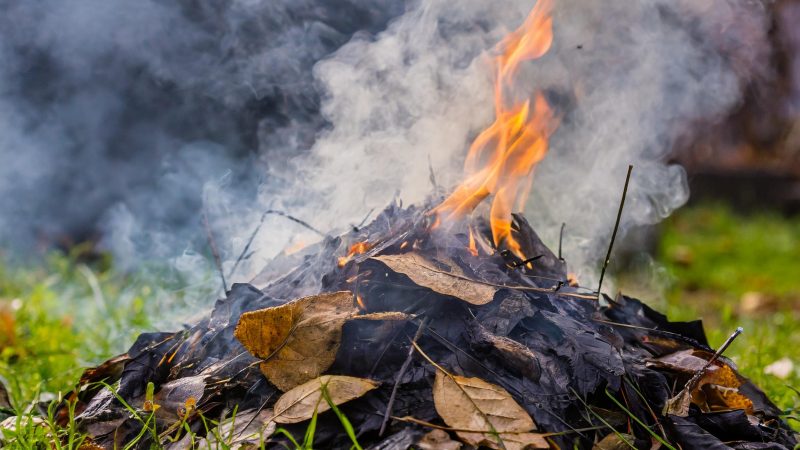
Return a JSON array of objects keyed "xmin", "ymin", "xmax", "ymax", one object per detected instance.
[
  {"xmin": 228, "ymin": 208, "xmax": 325, "ymax": 280},
  {"xmin": 428, "ymin": 154, "xmax": 438, "ymax": 190},
  {"xmin": 597, "ymin": 165, "xmax": 633, "ymax": 298},
  {"xmin": 379, "ymin": 317, "xmax": 430, "ymax": 436},
  {"xmin": 352, "ymin": 207, "xmax": 376, "ymax": 232},
  {"xmin": 508, "ymin": 254, "xmax": 544, "ymax": 269},
  {"xmin": 202, "ymin": 206, "xmax": 228, "ymax": 293},
  {"xmin": 558, "ymin": 222, "xmax": 565, "ymax": 261},
  {"xmin": 683, "ymin": 327, "xmax": 743, "ymax": 392}
]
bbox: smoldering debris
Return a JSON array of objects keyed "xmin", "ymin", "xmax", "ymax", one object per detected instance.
[{"xmin": 60, "ymin": 202, "xmax": 797, "ymax": 449}]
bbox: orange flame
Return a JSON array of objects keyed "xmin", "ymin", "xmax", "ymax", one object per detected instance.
[
  {"xmin": 432, "ymin": 0, "xmax": 557, "ymax": 260},
  {"xmin": 337, "ymin": 241, "xmax": 374, "ymax": 267}
]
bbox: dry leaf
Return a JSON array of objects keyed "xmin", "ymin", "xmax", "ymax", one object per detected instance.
[
  {"xmin": 197, "ymin": 409, "xmax": 276, "ymax": 449},
  {"xmin": 234, "ymin": 291, "xmax": 357, "ymax": 391},
  {"xmin": 660, "ymin": 350, "xmax": 754, "ymax": 416},
  {"xmin": 432, "ymin": 371, "xmax": 547, "ymax": 450},
  {"xmin": 373, "ymin": 253, "xmax": 498, "ymax": 305},
  {"xmin": 273, "ymin": 375, "xmax": 378, "ymax": 424},
  {"xmin": 417, "ymin": 429, "xmax": 462, "ymax": 450}
]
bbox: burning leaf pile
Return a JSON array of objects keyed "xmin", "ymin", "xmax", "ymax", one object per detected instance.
[
  {"xmin": 52, "ymin": 0, "xmax": 798, "ymax": 448},
  {"xmin": 60, "ymin": 201, "xmax": 797, "ymax": 449}
]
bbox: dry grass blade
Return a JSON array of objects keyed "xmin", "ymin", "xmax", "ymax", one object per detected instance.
[
  {"xmin": 273, "ymin": 375, "xmax": 379, "ymax": 424},
  {"xmin": 234, "ymin": 291, "xmax": 358, "ymax": 391},
  {"xmin": 373, "ymin": 253, "xmax": 498, "ymax": 305}
]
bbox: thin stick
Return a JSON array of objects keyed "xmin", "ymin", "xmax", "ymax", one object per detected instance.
[
  {"xmin": 684, "ymin": 327, "xmax": 743, "ymax": 392},
  {"xmin": 428, "ymin": 154, "xmax": 438, "ymax": 190},
  {"xmin": 379, "ymin": 317, "xmax": 430, "ymax": 436},
  {"xmin": 202, "ymin": 206, "xmax": 228, "ymax": 293},
  {"xmin": 228, "ymin": 208, "xmax": 325, "ymax": 280},
  {"xmin": 597, "ymin": 165, "xmax": 633, "ymax": 298},
  {"xmin": 558, "ymin": 222, "xmax": 565, "ymax": 261}
]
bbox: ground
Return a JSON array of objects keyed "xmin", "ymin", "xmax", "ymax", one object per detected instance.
[{"xmin": 0, "ymin": 203, "xmax": 798, "ymax": 436}]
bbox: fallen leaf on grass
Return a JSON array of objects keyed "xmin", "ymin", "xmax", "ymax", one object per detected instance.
[
  {"xmin": 234, "ymin": 291, "xmax": 357, "ymax": 391},
  {"xmin": 432, "ymin": 371, "xmax": 547, "ymax": 449},
  {"xmin": 373, "ymin": 253, "xmax": 498, "ymax": 305},
  {"xmin": 273, "ymin": 375, "xmax": 378, "ymax": 424}
]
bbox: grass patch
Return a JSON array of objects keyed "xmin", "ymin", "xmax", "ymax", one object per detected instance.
[{"xmin": 0, "ymin": 248, "xmax": 215, "ymax": 407}]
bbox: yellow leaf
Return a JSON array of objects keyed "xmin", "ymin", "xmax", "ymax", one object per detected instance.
[
  {"xmin": 234, "ymin": 291, "xmax": 358, "ymax": 391},
  {"xmin": 273, "ymin": 375, "xmax": 379, "ymax": 424}
]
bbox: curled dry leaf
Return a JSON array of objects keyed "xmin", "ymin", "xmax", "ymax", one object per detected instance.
[
  {"xmin": 273, "ymin": 375, "xmax": 379, "ymax": 424},
  {"xmin": 432, "ymin": 371, "xmax": 547, "ymax": 450},
  {"xmin": 373, "ymin": 253, "xmax": 498, "ymax": 305},
  {"xmin": 234, "ymin": 291, "xmax": 358, "ymax": 391},
  {"xmin": 658, "ymin": 349, "xmax": 754, "ymax": 416}
]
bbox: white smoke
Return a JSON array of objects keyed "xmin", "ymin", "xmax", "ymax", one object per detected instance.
[{"xmin": 243, "ymin": 0, "xmax": 770, "ymax": 287}]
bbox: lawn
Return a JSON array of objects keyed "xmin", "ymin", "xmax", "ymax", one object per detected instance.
[{"xmin": 0, "ymin": 203, "xmax": 798, "ymax": 443}]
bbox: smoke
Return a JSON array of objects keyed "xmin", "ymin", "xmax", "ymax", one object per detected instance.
[
  {"xmin": 0, "ymin": 0, "xmax": 404, "ymax": 261},
  {"xmin": 0, "ymin": 0, "xmax": 773, "ymax": 293},
  {"xmin": 259, "ymin": 0, "xmax": 771, "ymax": 286}
]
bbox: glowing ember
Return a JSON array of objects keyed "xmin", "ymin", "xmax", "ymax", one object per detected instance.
[
  {"xmin": 337, "ymin": 241, "xmax": 374, "ymax": 267},
  {"xmin": 432, "ymin": 0, "xmax": 557, "ymax": 260},
  {"xmin": 356, "ymin": 294, "xmax": 366, "ymax": 310},
  {"xmin": 467, "ymin": 228, "xmax": 479, "ymax": 257}
]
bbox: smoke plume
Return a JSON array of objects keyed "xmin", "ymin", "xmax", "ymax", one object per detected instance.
[{"xmin": 0, "ymin": 0, "xmax": 773, "ymax": 293}]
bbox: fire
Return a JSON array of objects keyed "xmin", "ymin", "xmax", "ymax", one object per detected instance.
[
  {"xmin": 467, "ymin": 228, "xmax": 479, "ymax": 257},
  {"xmin": 337, "ymin": 241, "xmax": 374, "ymax": 267},
  {"xmin": 432, "ymin": 0, "xmax": 557, "ymax": 260}
]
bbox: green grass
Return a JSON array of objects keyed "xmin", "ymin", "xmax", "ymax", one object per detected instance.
[
  {"xmin": 620, "ymin": 203, "xmax": 800, "ymax": 422},
  {"xmin": 0, "ymin": 247, "xmax": 215, "ymax": 408}
]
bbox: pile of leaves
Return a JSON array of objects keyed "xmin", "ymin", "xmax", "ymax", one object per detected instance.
[{"xmin": 52, "ymin": 202, "xmax": 798, "ymax": 449}]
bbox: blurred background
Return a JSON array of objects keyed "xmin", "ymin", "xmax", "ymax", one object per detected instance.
[{"xmin": 0, "ymin": 0, "xmax": 798, "ymax": 428}]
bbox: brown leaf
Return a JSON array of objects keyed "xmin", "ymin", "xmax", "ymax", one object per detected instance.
[
  {"xmin": 198, "ymin": 409, "xmax": 276, "ymax": 449},
  {"xmin": 432, "ymin": 371, "xmax": 547, "ymax": 450},
  {"xmin": 153, "ymin": 375, "xmax": 206, "ymax": 422},
  {"xmin": 660, "ymin": 350, "xmax": 754, "ymax": 416},
  {"xmin": 234, "ymin": 291, "xmax": 358, "ymax": 391},
  {"xmin": 417, "ymin": 429, "xmax": 462, "ymax": 450},
  {"xmin": 273, "ymin": 375, "xmax": 378, "ymax": 424},
  {"xmin": 373, "ymin": 253, "xmax": 498, "ymax": 305}
]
